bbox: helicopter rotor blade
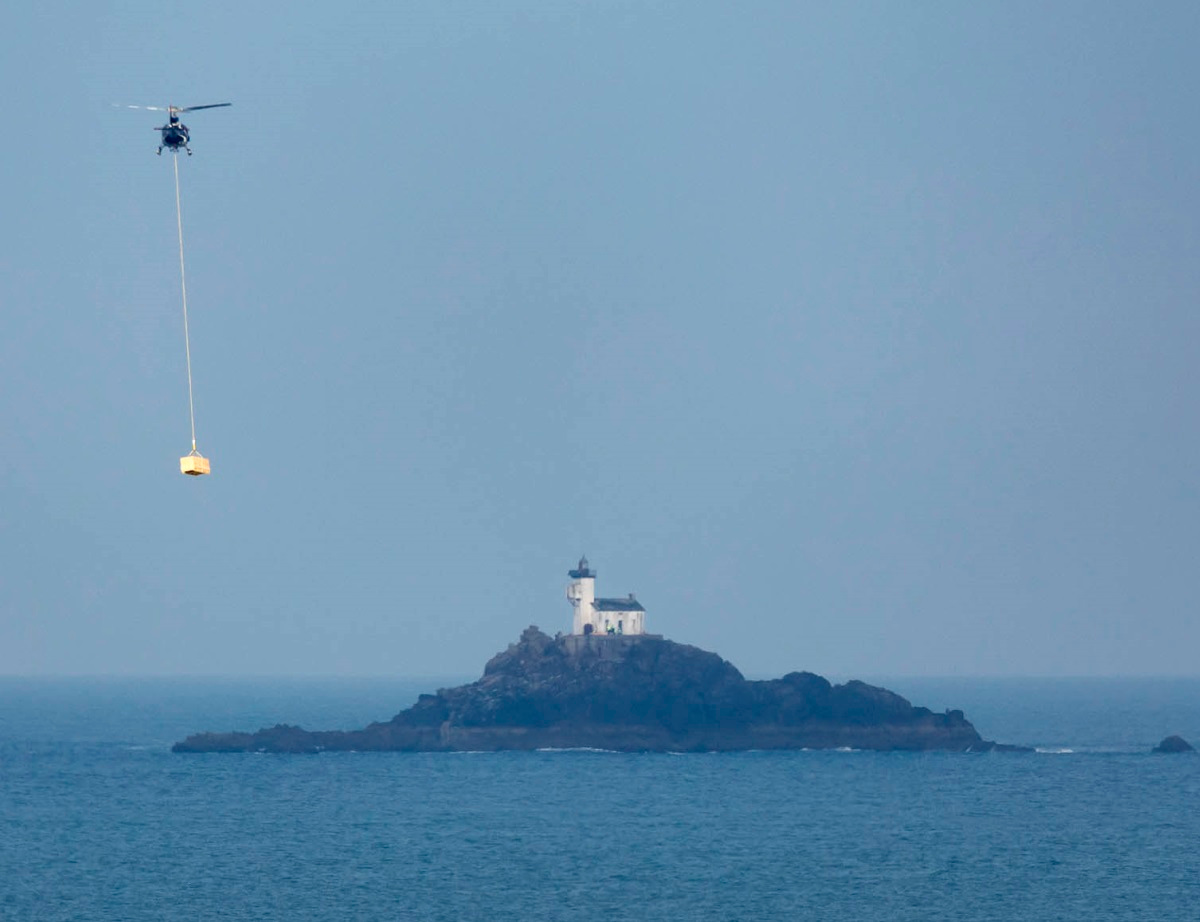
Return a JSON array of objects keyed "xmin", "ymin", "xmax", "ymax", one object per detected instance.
[
  {"xmin": 113, "ymin": 104, "xmax": 170, "ymax": 112},
  {"xmin": 177, "ymin": 103, "xmax": 232, "ymax": 113}
]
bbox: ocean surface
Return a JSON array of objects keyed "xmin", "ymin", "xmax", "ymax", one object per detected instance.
[{"xmin": 2, "ymin": 676, "xmax": 1198, "ymax": 920}]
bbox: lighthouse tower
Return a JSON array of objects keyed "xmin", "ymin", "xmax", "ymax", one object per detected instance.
[{"xmin": 566, "ymin": 556, "xmax": 596, "ymax": 635}]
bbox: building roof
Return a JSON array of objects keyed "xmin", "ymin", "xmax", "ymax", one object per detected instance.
[{"xmin": 595, "ymin": 596, "xmax": 645, "ymax": 612}]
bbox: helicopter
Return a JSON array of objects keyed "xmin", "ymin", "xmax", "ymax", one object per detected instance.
[{"xmin": 115, "ymin": 102, "xmax": 231, "ymax": 155}]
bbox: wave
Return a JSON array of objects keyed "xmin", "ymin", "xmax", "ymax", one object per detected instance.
[{"xmin": 535, "ymin": 747, "xmax": 620, "ymax": 754}]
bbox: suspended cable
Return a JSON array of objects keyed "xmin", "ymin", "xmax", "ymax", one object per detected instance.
[
  {"xmin": 173, "ymin": 152, "xmax": 199, "ymax": 455},
  {"xmin": 173, "ymin": 154, "xmax": 210, "ymax": 476}
]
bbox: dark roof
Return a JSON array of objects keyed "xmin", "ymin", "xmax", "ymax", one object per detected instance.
[{"xmin": 595, "ymin": 597, "xmax": 645, "ymax": 612}]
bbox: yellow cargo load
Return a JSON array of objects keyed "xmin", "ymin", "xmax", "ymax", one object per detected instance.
[{"xmin": 180, "ymin": 452, "xmax": 211, "ymax": 476}]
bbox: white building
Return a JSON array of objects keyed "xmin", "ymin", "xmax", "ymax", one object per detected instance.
[{"xmin": 565, "ymin": 556, "xmax": 646, "ymax": 636}]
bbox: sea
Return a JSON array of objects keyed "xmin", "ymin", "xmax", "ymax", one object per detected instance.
[{"xmin": 2, "ymin": 676, "xmax": 1198, "ymax": 921}]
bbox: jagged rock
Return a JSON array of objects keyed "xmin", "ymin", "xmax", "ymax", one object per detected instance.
[
  {"xmin": 1152, "ymin": 735, "xmax": 1195, "ymax": 753},
  {"xmin": 173, "ymin": 626, "xmax": 1014, "ymax": 754}
]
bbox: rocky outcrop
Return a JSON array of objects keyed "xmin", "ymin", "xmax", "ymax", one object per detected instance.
[
  {"xmin": 1152, "ymin": 735, "xmax": 1195, "ymax": 753},
  {"xmin": 173, "ymin": 626, "xmax": 1015, "ymax": 754}
]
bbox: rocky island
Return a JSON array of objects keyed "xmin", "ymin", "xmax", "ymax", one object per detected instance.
[{"xmin": 174, "ymin": 626, "xmax": 1016, "ymax": 754}]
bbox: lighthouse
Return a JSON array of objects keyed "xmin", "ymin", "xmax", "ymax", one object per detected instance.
[
  {"xmin": 565, "ymin": 556, "xmax": 596, "ymax": 634},
  {"xmin": 566, "ymin": 556, "xmax": 646, "ymax": 636}
]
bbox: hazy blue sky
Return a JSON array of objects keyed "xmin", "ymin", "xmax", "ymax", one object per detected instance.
[{"xmin": 2, "ymin": 2, "xmax": 1198, "ymax": 677}]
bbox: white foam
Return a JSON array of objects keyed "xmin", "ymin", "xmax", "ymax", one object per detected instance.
[{"xmin": 535, "ymin": 746, "xmax": 620, "ymax": 754}]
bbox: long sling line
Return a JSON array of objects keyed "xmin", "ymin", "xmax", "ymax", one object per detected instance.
[{"xmin": 173, "ymin": 152, "xmax": 199, "ymax": 453}]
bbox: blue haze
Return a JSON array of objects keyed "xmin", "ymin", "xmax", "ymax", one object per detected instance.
[{"xmin": 2, "ymin": 3, "xmax": 1200, "ymax": 677}]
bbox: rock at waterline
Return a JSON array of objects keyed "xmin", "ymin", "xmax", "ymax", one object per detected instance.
[{"xmin": 1152, "ymin": 735, "xmax": 1195, "ymax": 754}]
